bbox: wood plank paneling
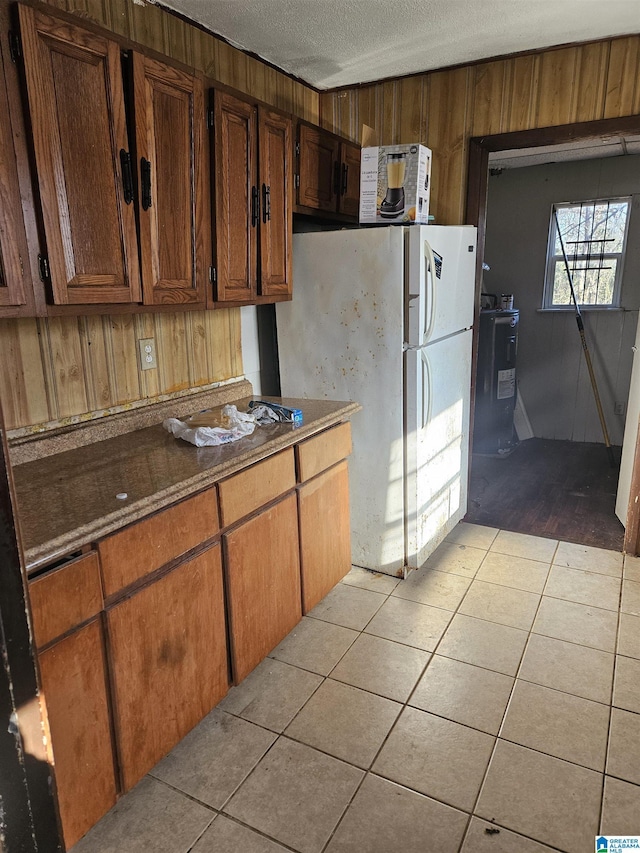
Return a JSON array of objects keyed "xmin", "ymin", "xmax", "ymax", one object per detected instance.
[
  {"xmin": 324, "ymin": 34, "xmax": 640, "ymax": 228},
  {"xmin": 604, "ymin": 36, "xmax": 640, "ymax": 118}
]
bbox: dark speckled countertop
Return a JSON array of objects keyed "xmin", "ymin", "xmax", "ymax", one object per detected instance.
[{"xmin": 13, "ymin": 395, "xmax": 360, "ymax": 573}]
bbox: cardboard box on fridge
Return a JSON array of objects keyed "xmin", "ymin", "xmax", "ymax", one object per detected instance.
[{"xmin": 359, "ymin": 142, "xmax": 432, "ymax": 224}]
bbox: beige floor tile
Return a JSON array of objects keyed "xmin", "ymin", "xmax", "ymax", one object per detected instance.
[
  {"xmin": 613, "ymin": 654, "xmax": 640, "ymax": 713},
  {"xmin": 340, "ymin": 566, "xmax": 400, "ymax": 595},
  {"xmin": 285, "ymin": 679, "xmax": 401, "ymax": 768},
  {"xmin": 555, "ymin": 540, "xmax": 623, "ymax": 577},
  {"xmin": 445, "ymin": 521, "xmax": 499, "ymax": 550},
  {"xmin": 618, "ymin": 612, "xmax": 640, "ymax": 659},
  {"xmin": 391, "ymin": 567, "xmax": 472, "ymax": 610},
  {"xmin": 372, "ymin": 706, "xmax": 495, "ymax": 811},
  {"xmin": 307, "ymin": 583, "xmax": 386, "ymax": 631},
  {"xmin": 192, "ymin": 816, "xmax": 289, "ymax": 853},
  {"xmin": 437, "ymin": 613, "xmax": 528, "ymax": 676},
  {"xmin": 224, "ymin": 737, "xmax": 363, "ymax": 853},
  {"xmin": 490, "ymin": 530, "xmax": 558, "ymax": 563},
  {"xmin": 408, "ymin": 654, "xmax": 513, "ymax": 735},
  {"xmin": 330, "ymin": 633, "xmax": 430, "ymax": 702},
  {"xmin": 623, "ymin": 554, "xmax": 640, "ymax": 583},
  {"xmin": 325, "ymin": 774, "xmax": 468, "ymax": 853},
  {"xmin": 600, "ymin": 776, "xmax": 640, "ymax": 835},
  {"xmin": 475, "ymin": 740, "xmax": 602, "ymax": 853},
  {"xmin": 422, "ymin": 541, "xmax": 486, "ymax": 577},
  {"xmin": 269, "ymin": 616, "xmax": 358, "ymax": 676},
  {"xmin": 363, "ymin": 596, "xmax": 452, "ymax": 651},
  {"xmin": 607, "ymin": 707, "xmax": 640, "ymax": 785},
  {"xmin": 499, "ymin": 680, "xmax": 610, "ymax": 771},
  {"xmin": 532, "ymin": 597, "xmax": 618, "ymax": 652},
  {"xmin": 622, "ymin": 579, "xmax": 640, "ymax": 616},
  {"xmin": 475, "ymin": 551, "xmax": 551, "ymax": 594},
  {"xmin": 151, "ymin": 709, "xmax": 276, "ymax": 809},
  {"xmin": 217, "ymin": 658, "xmax": 323, "ymax": 732},
  {"xmin": 461, "ymin": 818, "xmax": 559, "ymax": 853},
  {"xmin": 459, "ymin": 580, "xmax": 540, "ymax": 630},
  {"xmin": 544, "ymin": 565, "xmax": 621, "ymax": 611},
  {"xmin": 71, "ymin": 776, "xmax": 213, "ymax": 853},
  {"xmin": 518, "ymin": 633, "xmax": 614, "ymax": 704}
]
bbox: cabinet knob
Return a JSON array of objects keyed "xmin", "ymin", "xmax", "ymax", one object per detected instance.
[
  {"xmin": 140, "ymin": 158, "xmax": 152, "ymax": 211},
  {"xmin": 262, "ymin": 184, "xmax": 271, "ymax": 223},
  {"xmin": 251, "ymin": 186, "xmax": 259, "ymax": 227}
]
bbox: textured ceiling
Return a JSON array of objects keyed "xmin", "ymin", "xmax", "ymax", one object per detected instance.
[{"xmin": 158, "ymin": 0, "xmax": 640, "ymax": 89}]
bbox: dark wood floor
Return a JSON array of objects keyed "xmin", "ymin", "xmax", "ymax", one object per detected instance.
[{"xmin": 466, "ymin": 438, "xmax": 624, "ymax": 551}]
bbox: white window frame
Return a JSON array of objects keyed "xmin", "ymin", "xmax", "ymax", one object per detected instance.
[{"xmin": 542, "ymin": 196, "xmax": 631, "ymax": 310}]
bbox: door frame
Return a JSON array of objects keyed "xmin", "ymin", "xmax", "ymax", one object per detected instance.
[{"xmin": 465, "ymin": 114, "xmax": 640, "ymax": 554}]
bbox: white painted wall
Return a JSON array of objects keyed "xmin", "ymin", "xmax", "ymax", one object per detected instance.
[{"xmin": 483, "ymin": 155, "xmax": 640, "ymax": 446}]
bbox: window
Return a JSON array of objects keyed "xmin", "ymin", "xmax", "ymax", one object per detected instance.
[{"xmin": 543, "ymin": 197, "xmax": 631, "ymax": 309}]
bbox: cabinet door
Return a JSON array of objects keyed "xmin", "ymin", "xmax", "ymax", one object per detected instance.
[
  {"xmin": 18, "ymin": 5, "xmax": 141, "ymax": 305},
  {"xmin": 107, "ymin": 544, "xmax": 228, "ymax": 791},
  {"xmin": 213, "ymin": 91, "xmax": 257, "ymax": 303},
  {"xmin": 258, "ymin": 107, "xmax": 292, "ymax": 298},
  {"xmin": 297, "ymin": 124, "xmax": 339, "ymax": 213},
  {"xmin": 0, "ymin": 50, "xmax": 27, "ymax": 309},
  {"xmin": 338, "ymin": 142, "xmax": 361, "ymax": 218},
  {"xmin": 298, "ymin": 461, "xmax": 351, "ymax": 613},
  {"xmin": 39, "ymin": 619, "xmax": 117, "ymax": 850},
  {"xmin": 224, "ymin": 492, "xmax": 301, "ymax": 682},
  {"xmin": 133, "ymin": 54, "xmax": 206, "ymax": 306}
]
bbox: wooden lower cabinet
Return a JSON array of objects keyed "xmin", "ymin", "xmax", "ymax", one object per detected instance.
[
  {"xmin": 38, "ymin": 619, "xmax": 117, "ymax": 850},
  {"xmin": 298, "ymin": 460, "xmax": 352, "ymax": 613},
  {"xmin": 106, "ymin": 543, "xmax": 228, "ymax": 791},
  {"xmin": 224, "ymin": 492, "xmax": 301, "ymax": 682}
]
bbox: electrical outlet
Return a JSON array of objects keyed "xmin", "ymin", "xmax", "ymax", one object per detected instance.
[
  {"xmin": 138, "ymin": 337, "xmax": 157, "ymax": 370},
  {"xmin": 614, "ymin": 401, "xmax": 625, "ymax": 416}
]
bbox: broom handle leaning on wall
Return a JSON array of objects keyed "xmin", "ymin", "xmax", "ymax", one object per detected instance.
[{"xmin": 553, "ymin": 207, "xmax": 615, "ymax": 468}]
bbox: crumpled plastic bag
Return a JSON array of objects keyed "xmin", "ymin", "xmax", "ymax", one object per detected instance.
[{"xmin": 163, "ymin": 404, "xmax": 256, "ymax": 447}]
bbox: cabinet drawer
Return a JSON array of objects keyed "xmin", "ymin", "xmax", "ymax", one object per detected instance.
[
  {"xmin": 98, "ymin": 487, "xmax": 219, "ymax": 597},
  {"xmin": 218, "ymin": 448, "xmax": 295, "ymax": 527},
  {"xmin": 296, "ymin": 422, "xmax": 352, "ymax": 482},
  {"xmin": 29, "ymin": 552, "xmax": 102, "ymax": 649}
]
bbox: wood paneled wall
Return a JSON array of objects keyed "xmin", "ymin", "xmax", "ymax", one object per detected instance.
[
  {"xmin": 2, "ymin": 0, "xmax": 320, "ymax": 432},
  {"xmin": 320, "ymin": 37, "xmax": 640, "ymax": 226}
]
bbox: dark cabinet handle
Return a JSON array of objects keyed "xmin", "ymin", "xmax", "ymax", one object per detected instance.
[
  {"xmin": 262, "ymin": 184, "xmax": 271, "ymax": 223},
  {"xmin": 120, "ymin": 149, "xmax": 134, "ymax": 204},
  {"xmin": 341, "ymin": 163, "xmax": 348, "ymax": 195},
  {"xmin": 333, "ymin": 161, "xmax": 340, "ymax": 196},
  {"xmin": 251, "ymin": 185, "xmax": 259, "ymax": 227},
  {"xmin": 141, "ymin": 158, "xmax": 152, "ymax": 211}
]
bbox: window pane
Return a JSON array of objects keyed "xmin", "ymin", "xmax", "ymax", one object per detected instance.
[
  {"xmin": 552, "ymin": 259, "xmax": 617, "ymax": 305},
  {"xmin": 547, "ymin": 197, "xmax": 629, "ymax": 308}
]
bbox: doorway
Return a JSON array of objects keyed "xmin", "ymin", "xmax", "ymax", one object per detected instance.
[{"xmin": 465, "ymin": 116, "xmax": 640, "ymax": 553}]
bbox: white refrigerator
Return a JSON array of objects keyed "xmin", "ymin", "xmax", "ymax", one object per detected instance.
[{"xmin": 276, "ymin": 225, "xmax": 477, "ymax": 577}]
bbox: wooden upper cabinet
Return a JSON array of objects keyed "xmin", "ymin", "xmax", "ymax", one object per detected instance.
[
  {"xmin": 212, "ymin": 90, "xmax": 293, "ymax": 305},
  {"xmin": 0, "ymin": 48, "xmax": 28, "ymax": 309},
  {"xmin": 296, "ymin": 123, "xmax": 360, "ymax": 220},
  {"xmin": 297, "ymin": 123, "xmax": 340, "ymax": 213},
  {"xmin": 133, "ymin": 54, "xmax": 206, "ymax": 306},
  {"xmin": 212, "ymin": 90, "xmax": 257, "ymax": 304},
  {"xmin": 338, "ymin": 141, "xmax": 361, "ymax": 217},
  {"xmin": 18, "ymin": 5, "xmax": 141, "ymax": 305},
  {"xmin": 258, "ymin": 107, "xmax": 292, "ymax": 298}
]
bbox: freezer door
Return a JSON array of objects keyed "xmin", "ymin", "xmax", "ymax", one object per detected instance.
[
  {"xmin": 277, "ymin": 227, "xmax": 407, "ymax": 576},
  {"xmin": 406, "ymin": 225, "xmax": 477, "ymax": 347},
  {"xmin": 404, "ymin": 328, "xmax": 473, "ymax": 570}
]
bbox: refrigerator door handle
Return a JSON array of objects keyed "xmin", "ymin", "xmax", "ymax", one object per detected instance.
[
  {"xmin": 423, "ymin": 239, "xmax": 437, "ymax": 344},
  {"xmin": 421, "ymin": 348, "xmax": 433, "ymax": 430}
]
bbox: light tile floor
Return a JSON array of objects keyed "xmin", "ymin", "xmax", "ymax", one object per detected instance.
[{"xmin": 72, "ymin": 523, "xmax": 640, "ymax": 853}]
